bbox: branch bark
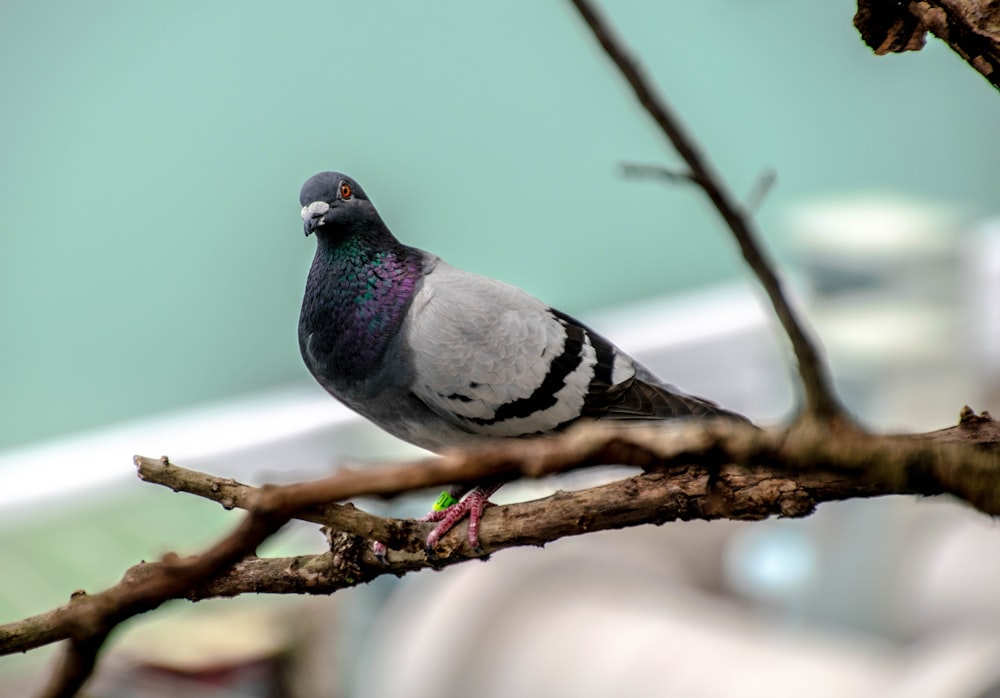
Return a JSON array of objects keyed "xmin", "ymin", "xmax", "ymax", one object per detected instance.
[
  {"xmin": 855, "ymin": 0, "xmax": 1000, "ymax": 92},
  {"xmin": 4, "ymin": 414, "xmax": 999, "ymax": 659}
]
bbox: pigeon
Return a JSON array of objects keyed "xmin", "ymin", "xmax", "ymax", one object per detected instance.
[{"xmin": 298, "ymin": 171, "xmax": 749, "ymax": 554}]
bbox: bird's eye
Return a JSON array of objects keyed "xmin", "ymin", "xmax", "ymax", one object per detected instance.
[{"xmin": 339, "ymin": 182, "xmax": 352, "ymax": 199}]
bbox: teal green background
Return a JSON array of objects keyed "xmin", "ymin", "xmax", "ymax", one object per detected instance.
[{"xmin": 2, "ymin": 1, "xmax": 998, "ymax": 450}]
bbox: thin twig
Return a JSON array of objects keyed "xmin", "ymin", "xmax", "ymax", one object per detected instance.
[
  {"xmin": 39, "ymin": 633, "xmax": 108, "ymax": 698},
  {"xmin": 620, "ymin": 162, "xmax": 703, "ymax": 186},
  {"xmin": 745, "ymin": 168, "xmax": 778, "ymax": 215},
  {"xmin": 568, "ymin": 0, "xmax": 847, "ymax": 424},
  {"xmin": 134, "ymin": 456, "xmax": 400, "ymax": 541}
]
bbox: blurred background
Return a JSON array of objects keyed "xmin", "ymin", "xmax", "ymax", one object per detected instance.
[{"xmin": 2, "ymin": 1, "xmax": 1000, "ymax": 696}]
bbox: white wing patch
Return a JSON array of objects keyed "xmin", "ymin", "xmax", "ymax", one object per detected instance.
[{"xmin": 610, "ymin": 352, "xmax": 633, "ymax": 386}]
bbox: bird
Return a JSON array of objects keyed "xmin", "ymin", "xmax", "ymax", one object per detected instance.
[{"xmin": 298, "ymin": 171, "xmax": 749, "ymax": 555}]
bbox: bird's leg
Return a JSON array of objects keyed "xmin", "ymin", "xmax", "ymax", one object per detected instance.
[
  {"xmin": 424, "ymin": 482, "xmax": 503, "ymax": 554},
  {"xmin": 371, "ymin": 482, "xmax": 502, "ymax": 562},
  {"xmin": 464, "ymin": 483, "xmax": 501, "ymax": 552},
  {"xmin": 419, "ymin": 486, "xmax": 466, "ymax": 524}
]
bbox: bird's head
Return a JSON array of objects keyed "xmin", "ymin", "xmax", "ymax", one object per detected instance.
[{"xmin": 299, "ymin": 171, "xmax": 378, "ymax": 237}]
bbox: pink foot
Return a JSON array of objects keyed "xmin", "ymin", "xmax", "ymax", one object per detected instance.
[{"xmin": 425, "ymin": 483, "xmax": 502, "ymax": 553}]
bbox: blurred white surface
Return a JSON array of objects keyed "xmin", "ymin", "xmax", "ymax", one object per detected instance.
[{"xmin": 357, "ymin": 529, "xmax": 982, "ymax": 698}]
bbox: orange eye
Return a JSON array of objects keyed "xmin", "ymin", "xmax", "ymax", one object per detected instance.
[{"xmin": 339, "ymin": 182, "xmax": 352, "ymax": 199}]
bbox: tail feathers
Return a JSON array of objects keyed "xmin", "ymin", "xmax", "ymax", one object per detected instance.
[{"xmin": 583, "ymin": 374, "xmax": 752, "ymax": 425}]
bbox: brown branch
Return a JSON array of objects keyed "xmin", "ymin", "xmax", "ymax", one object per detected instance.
[
  {"xmin": 135, "ymin": 417, "xmax": 1000, "ymax": 528},
  {"xmin": 121, "ymin": 462, "xmax": 919, "ymax": 595},
  {"xmin": 33, "ymin": 484, "xmax": 293, "ymax": 696},
  {"xmin": 39, "ymin": 631, "xmax": 108, "ymax": 698},
  {"xmin": 856, "ymin": 0, "xmax": 1000, "ymax": 92},
  {"xmin": 4, "ymin": 414, "xmax": 999, "ymax": 660},
  {"xmin": 5, "ymin": 464, "xmax": 878, "ymax": 656},
  {"xmin": 567, "ymin": 0, "xmax": 847, "ymax": 424},
  {"xmin": 917, "ymin": 405, "xmax": 1000, "ymax": 446},
  {"xmin": 135, "ymin": 455, "xmax": 400, "ymax": 542}
]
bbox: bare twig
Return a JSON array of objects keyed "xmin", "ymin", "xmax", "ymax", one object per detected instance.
[
  {"xmin": 135, "ymin": 456, "xmax": 400, "ymax": 542},
  {"xmin": 745, "ymin": 169, "xmax": 778, "ymax": 215},
  {"xmin": 622, "ymin": 163, "xmax": 776, "ymax": 215},
  {"xmin": 568, "ymin": 0, "xmax": 847, "ymax": 424},
  {"xmin": 39, "ymin": 632, "xmax": 108, "ymax": 698},
  {"xmin": 620, "ymin": 162, "xmax": 703, "ymax": 187}
]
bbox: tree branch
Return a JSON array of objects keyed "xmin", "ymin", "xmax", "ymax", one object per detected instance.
[
  {"xmin": 4, "ymin": 415, "xmax": 999, "ymax": 659},
  {"xmin": 855, "ymin": 0, "xmax": 1000, "ymax": 92},
  {"xmin": 33, "ymin": 488, "xmax": 293, "ymax": 697},
  {"xmin": 567, "ymin": 0, "xmax": 847, "ymax": 424},
  {"xmin": 38, "ymin": 631, "xmax": 108, "ymax": 698},
  {"xmin": 135, "ymin": 416, "xmax": 1000, "ymax": 529}
]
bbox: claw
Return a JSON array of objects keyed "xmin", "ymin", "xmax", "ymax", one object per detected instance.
[
  {"xmin": 424, "ymin": 547, "xmax": 445, "ymax": 569},
  {"xmin": 423, "ymin": 483, "xmax": 503, "ymax": 553}
]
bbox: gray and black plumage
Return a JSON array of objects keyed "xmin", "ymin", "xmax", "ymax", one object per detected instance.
[{"xmin": 298, "ymin": 171, "xmax": 749, "ymax": 551}]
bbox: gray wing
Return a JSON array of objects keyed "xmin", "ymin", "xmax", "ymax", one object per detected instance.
[{"xmin": 403, "ymin": 261, "xmax": 740, "ymax": 440}]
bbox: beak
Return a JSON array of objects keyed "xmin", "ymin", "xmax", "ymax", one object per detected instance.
[{"xmin": 301, "ymin": 200, "xmax": 331, "ymax": 236}]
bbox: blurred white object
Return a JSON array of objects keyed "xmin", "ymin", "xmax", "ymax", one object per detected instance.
[
  {"xmin": 786, "ymin": 194, "xmax": 960, "ymax": 302},
  {"xmin": 0, "ymin": 386, "xmax": 417, "ymax": 524},
  {"xmin": 965, "ymin": 218, "xmax": 1000, "ymax": 393},
  {"xmin": 356, "ymin": 527, "xmax": 1000, "ymax": 698},
  {"xmin": 786, "ymin": 193, "xmax": 973, "ymax": 430}
]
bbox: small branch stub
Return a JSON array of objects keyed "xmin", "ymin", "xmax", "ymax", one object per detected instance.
[{"xmin": 855, "ymin": 0, "xmax": 1000, "ymax": 91}]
